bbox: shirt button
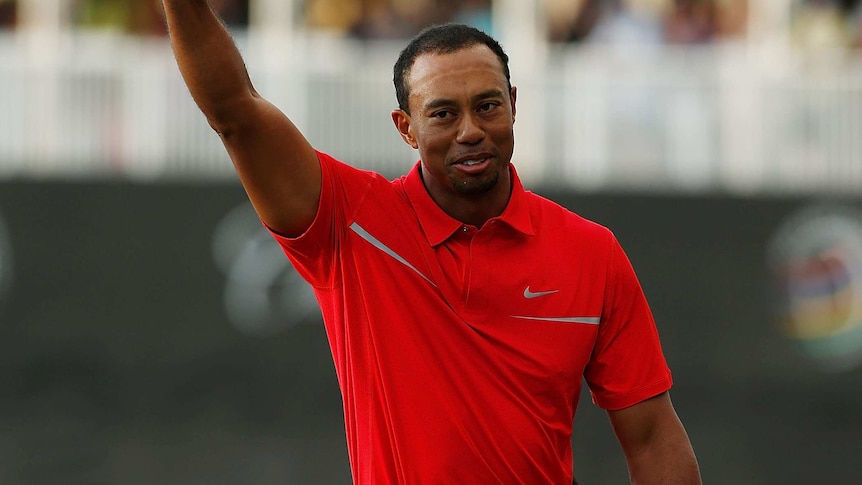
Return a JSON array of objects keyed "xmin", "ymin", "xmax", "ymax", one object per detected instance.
[{"xmin": 462, "ymin": 226, "xmax": 469, "ymax": 232}]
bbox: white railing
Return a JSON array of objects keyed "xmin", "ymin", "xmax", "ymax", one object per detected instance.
[{"xmin": 1, "ymin": 30, "xmax": 861, "ymax": 195}]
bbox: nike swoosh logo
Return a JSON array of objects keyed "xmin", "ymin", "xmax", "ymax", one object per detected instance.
[{"xmin": 523, "ymin": 286, "xmax": 559, "ymax": 299}]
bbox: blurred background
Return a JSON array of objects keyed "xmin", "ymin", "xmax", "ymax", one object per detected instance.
[{"xmin": 1, "ymin": 0, "xmax": 862, "ymax": 483}]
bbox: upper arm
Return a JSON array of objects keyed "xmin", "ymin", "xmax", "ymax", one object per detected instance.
[
  {"xmin": 162, "ymin": 0, "xmax": 320, "ymax": 238},
  {"xmin": 607, "ymin": 392, "xmax": 701, "ymax": 484},
  {"xmin": 215, "ymin": 94, "xmax": 322, "ymax": 238}
]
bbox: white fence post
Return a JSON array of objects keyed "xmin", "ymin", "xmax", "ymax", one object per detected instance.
[
  {"xmin": 492, "ymin": 0, "xmax": 548, "ymax": 185},
  {"xmin": 17, "ymin": 0, "xmax": 73, "ymax": 174}
]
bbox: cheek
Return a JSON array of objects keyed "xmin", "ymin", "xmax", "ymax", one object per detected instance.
[
  {"xmin": 491, "ymin": 124, "xmax": 515, "ymax": 146},
  {"xmin": 416, "ymin": 129, "xmax": 452, "ymax": 152}
]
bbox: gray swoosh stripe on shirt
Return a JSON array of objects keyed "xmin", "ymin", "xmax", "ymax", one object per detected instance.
[
  {"xmin": 511, "ymin": 316, "xmax": 601, "ymax": 325},
  {"xmin": 350, "ymin": 222, "xmax": 436, "ymax": 287}
]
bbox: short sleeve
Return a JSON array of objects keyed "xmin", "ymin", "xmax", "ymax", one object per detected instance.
[
  {"xmin": 266, "ymin": 150, "xmax": 375, "ymax": 289},
  {"xmin": 584, "ymin": 235, "xmax": 672, "ymax": 410}
]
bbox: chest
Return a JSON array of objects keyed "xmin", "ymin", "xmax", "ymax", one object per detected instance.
[
  {"xmin": 348, "ymin": 204, "xmax": 606, "ymax": 371},
  {"xmin": 430, "ymin": 222, "xmax": 606, "ymax": 320}
]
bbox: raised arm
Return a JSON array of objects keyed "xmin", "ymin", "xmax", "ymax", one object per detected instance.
[
  {"xmin": 162, "ymin": 0, "xmax": 320, "ymax": 237},
  {"xmin": 608, "ymin": 392, "xmax": 702, "ymax": 484}
]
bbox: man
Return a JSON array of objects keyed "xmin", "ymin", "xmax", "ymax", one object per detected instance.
[{"xmin": 162, "ymin": 1, "xmax": 701, "ymax": 483}]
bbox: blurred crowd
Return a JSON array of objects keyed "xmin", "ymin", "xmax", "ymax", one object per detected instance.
[
  {"xmin": 68, "ymin": 0, "xmax": 249, "ymax": 35},
  {"xmin": 304, "ymin": 0, "xmax": 492, "ymax": 38},
  {"xmin": 0, "ymin": 0, "xmax": 860, "ymax": 51},
  {"xmin": 0, "ymin": 0, "xmax": 248, "ymax": 35},
  {"xmin": 0, "ymin": 0, "xmax": 15, "ymax": 29},
  {"xmin": 544, "ymin": 0, "xmax": 748, "ymax": 44},
  {"xmin": 546, "ymin": 0, "xmax": 857, "ymax": 49}
]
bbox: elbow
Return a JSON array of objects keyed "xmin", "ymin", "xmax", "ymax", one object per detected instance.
[
  {"xmin": 204, "ymin": 93, "xmax": 259, "ymax": 138},
  {"xmin": 207, "ymin": 116, "xmax": 235, "ymax": 139}
]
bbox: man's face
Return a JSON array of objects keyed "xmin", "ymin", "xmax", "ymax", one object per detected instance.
[{"xmin": 392, "ymin": 45, "xmax": 517, "ymax": 206}]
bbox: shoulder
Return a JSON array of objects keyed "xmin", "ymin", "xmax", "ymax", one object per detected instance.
[
  {"xmin": 317, "ymin": 151, "xmax": 386, "ymax": 182},
  {"xmin": 526, "ymin": 190, "xmax": 614, "ymax": 242},
  {"xmin": 316, "ymin": 151, "xmax": 399, "ymax": 196}
]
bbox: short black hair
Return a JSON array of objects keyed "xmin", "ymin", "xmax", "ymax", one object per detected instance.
[{"xmin": 393, "ymin": 23, "xmax": 511, "ymax": 114}]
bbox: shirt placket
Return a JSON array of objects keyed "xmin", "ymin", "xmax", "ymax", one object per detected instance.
[{"xmin": 464, "ymin": 222, "xmax": 499, "ymax": 315}]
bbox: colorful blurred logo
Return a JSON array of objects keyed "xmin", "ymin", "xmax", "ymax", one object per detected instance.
[{"xmin": 767, "ymin": 204, "xmax": 862, "ymax": 372}]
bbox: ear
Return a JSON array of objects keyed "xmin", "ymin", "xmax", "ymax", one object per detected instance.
[
  {"xmin": 509, "ymin": 86, "xmax": 517, "ymax": 124},
  {"xmin": 391, "ymin": 110, "xmax": 419, "ymax": 149}
]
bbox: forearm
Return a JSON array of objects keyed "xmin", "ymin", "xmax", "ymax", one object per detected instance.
[
  {"xmin": 162, "ymin": 0, "xmax": 255, "ymax": 128},
  {"xmin": 609, "ymin": 393, "xmax": 701, "ymax": 485},
  {"xmin": 624, "ymin": 426, "xmax": 701, "ymax": 485}
]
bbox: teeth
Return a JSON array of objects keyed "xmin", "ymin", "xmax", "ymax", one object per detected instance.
[{"xmin": 462, "ymin": 159, "xmax": 484, "ymax": 166}]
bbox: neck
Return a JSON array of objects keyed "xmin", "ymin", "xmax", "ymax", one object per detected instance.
[{"xmin": 422, "ymin": 165, "xmax": 513, "ymax": 228}]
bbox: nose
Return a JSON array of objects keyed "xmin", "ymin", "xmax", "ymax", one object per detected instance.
[{"xmin": 456, "ymin": 114, "xmax": 485, "ymax": 145}]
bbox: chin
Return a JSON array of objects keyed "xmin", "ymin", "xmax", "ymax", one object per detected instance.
[{"xmin": 452, "ymin": 173, "xmax": 499, "ymax": 196}]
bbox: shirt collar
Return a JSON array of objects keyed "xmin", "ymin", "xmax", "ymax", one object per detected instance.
[{"xmin": 402, "ymin": 161, "xmax": 535, "ymax": 247}]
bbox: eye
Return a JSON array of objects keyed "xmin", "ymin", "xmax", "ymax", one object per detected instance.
[
  {"xmin": 432, "ymin": 110, "xmax": 451, "ymax": 119},
  {"xmin": 478, "ymin": 102, "xmax": 499, "ymax": 113}
]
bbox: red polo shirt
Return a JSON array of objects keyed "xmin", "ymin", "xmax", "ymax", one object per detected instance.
[{"xmin": 270, "ymin": 151, "xmax": 672, "ymax": 485}]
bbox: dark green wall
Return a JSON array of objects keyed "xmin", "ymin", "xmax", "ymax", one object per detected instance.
[{"xmin": 0, "ymin": 181, "xmax": 860, "ymax": 484}]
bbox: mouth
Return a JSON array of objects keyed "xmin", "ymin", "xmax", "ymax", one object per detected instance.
[{"xmin": 452, "ymin": 154, "xmax": 493, "ymax": 174}]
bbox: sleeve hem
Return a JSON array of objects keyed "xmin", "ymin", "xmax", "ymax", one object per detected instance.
[
  {"xmin": 264, "ymin": 149, "xmax": 331, "ymax": 246},
  {"xmin": 591, "ymin": 372, "xmax": 673, "ymax": 411}
]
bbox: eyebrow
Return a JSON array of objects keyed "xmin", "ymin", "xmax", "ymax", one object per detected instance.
[{"xmin": 422, "ymin": 89, "xmax": 506, "ymax": 112}]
